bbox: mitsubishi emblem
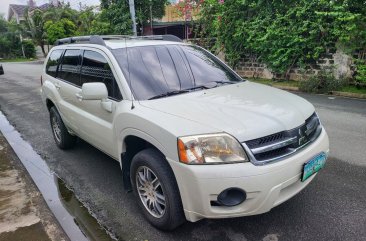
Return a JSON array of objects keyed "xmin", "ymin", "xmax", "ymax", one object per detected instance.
[{"xmin": 298, "ymin": 128, "xmax": 307, "ymax": 146}]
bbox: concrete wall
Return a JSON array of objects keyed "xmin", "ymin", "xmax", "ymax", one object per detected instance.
[{"xmin": 232, "ymin": 48, "xmax": 357, "ymax": 81}]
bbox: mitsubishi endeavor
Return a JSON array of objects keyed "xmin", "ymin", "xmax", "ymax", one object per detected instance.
[{"xmin": 41, "ymin": 35, "xmax": 329, "ymax": 230}]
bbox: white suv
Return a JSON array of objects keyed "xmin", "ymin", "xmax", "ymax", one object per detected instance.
[{"xmin": 41, "ymin": 35, "xmax": 329, "ymax": 230}]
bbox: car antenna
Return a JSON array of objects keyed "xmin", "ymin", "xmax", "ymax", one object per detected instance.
[{"xmin": 125, "ymin": 37, "xmax": 135, "ymax": 110}]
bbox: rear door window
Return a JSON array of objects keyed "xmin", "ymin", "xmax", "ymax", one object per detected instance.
[
  {"xmin": 58, "ymin": 49, "xmax": 81, "ymax": 86},
  {"xmin": 46, "ymin": 49, "xmax": 63, "ymax": 77},
  {"xmin": 80, "ymin": 50, "xmax": 122, "ymax": 101}
]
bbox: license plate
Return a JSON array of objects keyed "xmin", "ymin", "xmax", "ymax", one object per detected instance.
[{"xmin": 302, "ymin": 152, "xmax": 327, "ymax": 182}]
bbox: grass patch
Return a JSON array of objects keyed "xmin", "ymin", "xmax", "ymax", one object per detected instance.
[
  {"xmin": 0, "ymin": 58, "xmax": 36, "ymax": 63},
  {"xmin": 339, "ymin": 85, "xmax": 366, "ymax": 95}
]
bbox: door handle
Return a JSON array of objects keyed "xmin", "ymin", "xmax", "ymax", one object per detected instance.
[
  {"xmin": 75, "ymin": 93, "xmax": 83, "ymax": 101},
  {"xmin": 55, "ymin": 83, "xmax": 61, "ymax": 90}
]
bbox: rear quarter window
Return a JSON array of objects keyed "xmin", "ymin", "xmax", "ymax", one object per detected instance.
[{"xmin": 46, "ymin": 49, "xmax": 63, "ymax": 77}]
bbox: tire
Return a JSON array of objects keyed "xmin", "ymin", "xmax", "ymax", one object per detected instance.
[
  {"xmin": 131, "ymin": 148, "xmax": 185, "ymax": 230},
  {"xmin": 49, "ymin": 107, "xmax": 76, "ymax": 149}
]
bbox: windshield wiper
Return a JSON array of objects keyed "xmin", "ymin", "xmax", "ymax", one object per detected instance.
[
  {"xmin": 148, "ymin": 90, "xmax": 189, "ymax": 100},
  {"xmin": 148, "ymin": 81, "xmax": 238, "ymax": 100},
  {"xmin": 213, "ymin": 80, "xmax": 235, "ymax": 85},
  {"xmin": 148, "ymin": 85, "xmax": 209, "ymax": 100}
]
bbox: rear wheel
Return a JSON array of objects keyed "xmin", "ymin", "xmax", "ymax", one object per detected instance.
[
  {"xmin": 49, "ymin": 107, "xmax": 76, "ymax": 149},
  {"xmin": 131, "ymin": 148, "xmax": 185, "ymax": 230}
]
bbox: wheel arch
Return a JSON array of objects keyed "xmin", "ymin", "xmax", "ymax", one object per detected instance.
[
  {"xmin": 46, "ymin": 98, "xmax": 55, "ymax": 111},
  {"xmin": 119, "ymin": 129, "xmax": 172, "ymax": 191}
]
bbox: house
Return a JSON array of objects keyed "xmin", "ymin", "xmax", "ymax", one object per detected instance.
[{"xmin": 7, "ymin": 0, "xmax": 60, "ymax": 23}]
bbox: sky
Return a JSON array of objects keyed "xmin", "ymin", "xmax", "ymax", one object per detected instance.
[{"xmin": 0, "ymin": 0, "xmax": 101, "ymax": 19}]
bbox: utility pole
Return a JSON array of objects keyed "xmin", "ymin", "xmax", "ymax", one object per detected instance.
[
  {"xmin": 128, "ymin": 0, "xmax": 137, "ymax": 36},
  {"xmin": 150, "ymin": 0, "xmax": 153, "ymax": 35}
]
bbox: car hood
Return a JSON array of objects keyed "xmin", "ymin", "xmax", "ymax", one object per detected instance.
[{"xmin": 139, "ymin": 81, "xmax": 315, "ymax": 141}]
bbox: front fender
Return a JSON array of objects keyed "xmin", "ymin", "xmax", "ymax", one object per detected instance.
[{"xmin": 118, "ymin": 128, "xmax": 172, "ymax": 166}]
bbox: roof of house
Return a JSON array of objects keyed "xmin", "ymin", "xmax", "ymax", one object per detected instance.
[
  {"xmin": 8, "ymin": 4, "xmax": 29, "ymax": 20},
  {"xmin": 7, "ymin": 3, "xmax": 54, "ymax": 21},
  {"xmin": 38, "ymin": 3, "xmax": 52, "ymax": 10}
]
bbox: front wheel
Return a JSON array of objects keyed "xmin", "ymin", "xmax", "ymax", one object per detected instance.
[{"xmin": 131, "ymin": 148, "xmax": 185, "ymax": 230}]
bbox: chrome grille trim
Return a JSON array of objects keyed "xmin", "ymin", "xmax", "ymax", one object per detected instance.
[
  {"xmin": 243, "ymin": 112, "xmax": 322, "ymax": 165},
  {"xmin": 251, "ymin": 136, "xmax": 297, "ymax": 155}
]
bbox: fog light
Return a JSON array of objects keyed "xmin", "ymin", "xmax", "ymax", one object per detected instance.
[{"xmin": 217, "ymin": 188, "xmax": 246, "ymax": 206}]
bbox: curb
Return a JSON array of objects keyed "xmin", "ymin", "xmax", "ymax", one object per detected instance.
[
  {"xmin": 273, "ymin": 85, "xmax": 299, "ymax": 92},
  {"xmin": 330, "ymin": 91, "xmax": 366, "ymax": 99}
]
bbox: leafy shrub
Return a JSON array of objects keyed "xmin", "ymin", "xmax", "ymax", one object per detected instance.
[
  {"xmin": 299, "ymin": 70, "xmax": 347, "ymax": 93},
  {"xmin": 355, "ymin": 62, "xmax": 366, "ymax": 84},
  {"xmin": 44, "ymin": 19, "xmax": 77, "ymax": 45},
  {"xmin": 22, "ymin": 40, "xmax": 36, "ymax": 58},
  {"xmin": 0, "ymin": 34, "xmax": 22, "ymax": 58},
  {"xmin": 198, "ymin": 0, "xmax": 366, "ymax": 75}
]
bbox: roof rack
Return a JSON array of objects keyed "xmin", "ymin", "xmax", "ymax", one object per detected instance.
[{"xmin": 54, "ymin": 35, "xmax": 183, "ymax": 46}]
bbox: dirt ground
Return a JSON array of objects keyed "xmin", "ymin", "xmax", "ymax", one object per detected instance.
[{"xmin": 0, "ymin": 133, "xmax": 68, "ymax": 241}]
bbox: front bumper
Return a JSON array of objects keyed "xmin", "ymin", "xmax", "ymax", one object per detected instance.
[{"xmin": 168, "ymin": 129, "xmax": 329, "ymax": 222}]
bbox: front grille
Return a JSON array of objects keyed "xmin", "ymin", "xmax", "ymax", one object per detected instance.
[
  {"xmin": 246, "ymin": 132, "xmax": 286, "ymax": 148},
  {"xmin": 243, "ymin": 113, "xmax": 322, "ymax": 164}
]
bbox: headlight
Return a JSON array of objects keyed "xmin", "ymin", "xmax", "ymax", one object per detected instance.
[{"xmin": 177, "ymin": 133, "xmax": 248, "ymax": 164}]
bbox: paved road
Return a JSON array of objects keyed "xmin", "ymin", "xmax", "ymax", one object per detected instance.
[{"xmin": 0, "ymin": 62, "xmax": 365, "ymax": 241}]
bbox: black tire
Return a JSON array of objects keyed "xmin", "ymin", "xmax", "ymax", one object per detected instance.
[
  {"xmin": 49, "ymin": 107, "xmax": 76, "ymax": 149},
  {"xmin": 131, "ymin": 148, "xmax": 185, "ymax": 230}
]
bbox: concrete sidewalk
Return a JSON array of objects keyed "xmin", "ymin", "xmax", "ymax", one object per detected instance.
[{"xmin": 0, "ymin": 133, "xmax": 68, "ymax": 241}]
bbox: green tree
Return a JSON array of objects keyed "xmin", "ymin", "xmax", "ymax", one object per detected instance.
[
  {"xmin": 89, "ymin": 14, "xmax": 112, "ymax": 35},
  {"xmin": 43, "ymin": 5, "xmax": 78, "ymax": 23},
  {"xmin": 0, "ymin": 16, "xmax": 8, "ymax": 33},
  {"xmin": 135, "ymin": 0, "xmax": 168, "ymax": 30},
  {"xmin": 22, "ymin": 39, "xmax": 36, "ymax": 58},
  {"xmin": 78, "ymin": 7, "xmax": 97, "ymax": 35},
  {"xmin": 0, "ymin": 18, "xmax": 24, "ymax": 58},
  {"xmin": 99, "ymin": 0, "xmax": 133, "ymax": 34},
  {"xmin": 100, "ymin": 0, "xmax": 168, "ymax": 35},
  {"xmin": 23, "ymin": 9, "xmax": 46, "ymax": 57},
  {"xmin": 44, "ymin": 18, "xmax": 77, "ymax": 44}
]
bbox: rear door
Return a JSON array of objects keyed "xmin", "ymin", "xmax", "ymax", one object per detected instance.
[
  {"xmin": 75, "ymin": 49, "xmax": 123, "ymax": 158},
  {"xmin": 55, "ymin": 49, "xmax": 82, "ymax": 132}
]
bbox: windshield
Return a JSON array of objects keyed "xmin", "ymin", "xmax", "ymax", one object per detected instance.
[{"xmin": 112, "ymin": 45, "xmax": 243, "ymax": 100}]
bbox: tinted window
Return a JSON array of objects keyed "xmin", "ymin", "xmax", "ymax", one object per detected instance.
[
  {"xmin": 58, "ymin": 49, "xmax": 81, "ymax": 86},
  {"xmin": 112, "ymin": 45, "xmax": 242, "ymax": 100},
  {"xmin": 181, "ymin": 45, "xmax": 239, "ymax": 86},
  {"xmin": 81, "ymin": 51, "xmax": 122, "ymax": 100},
  {"xmin": 46, "ymin": 50, "xmax": 63, "ymax": 77}
]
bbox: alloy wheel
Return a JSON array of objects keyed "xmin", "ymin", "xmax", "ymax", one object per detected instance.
[
  {"xmin": 135, "ymin": 166, "xmax": 166, "ymax": 218},
  {"xmin": 51, "ymin": 116, "xmax": 62, "ymax": 143}
]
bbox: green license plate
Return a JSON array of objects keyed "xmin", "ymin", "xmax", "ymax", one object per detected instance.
[{"xmin": 302, "ymin": 152, "xmax": 327, "ymax": 182}]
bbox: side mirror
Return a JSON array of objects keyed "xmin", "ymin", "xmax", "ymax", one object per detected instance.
[
  {"xmin": 0, "ymin": 65, "xmax": 4, "ymax": 75},
  {"xmin": 76, "ymin": 82, "xmax": 113, "ymax": 113},
  {"xmin": 79, "ymin": 82, "xmax": 108, "ymax": 100}
]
